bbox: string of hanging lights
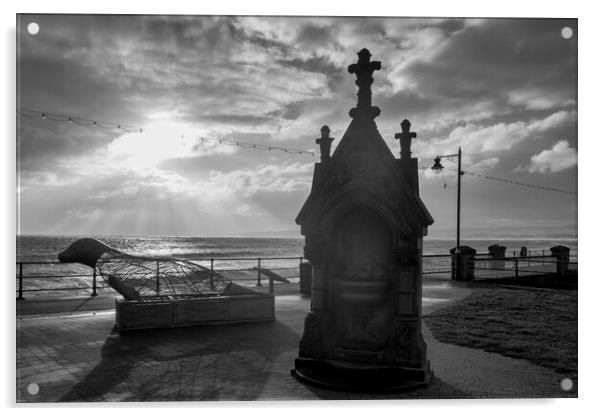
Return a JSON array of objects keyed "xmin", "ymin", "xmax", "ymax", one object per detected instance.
[
  {"xmin": 18, "ymin": 107, "xmax": 577, "ymax": 195},
  {"xmin": 17, "ymin": 108, "xmax": 317, "ymax": 157}
]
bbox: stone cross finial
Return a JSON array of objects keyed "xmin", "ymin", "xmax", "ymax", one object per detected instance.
[
  {"xmin": 347, "ymin": 48, "xmax": 382, "ymax": 120},
  {"xmin": 316, "ymin": 125, "xmax": 334, "ymax": 163},
  {"xmin": 395, "ymin": 119, "xmax": 417, "ymax": 159}
]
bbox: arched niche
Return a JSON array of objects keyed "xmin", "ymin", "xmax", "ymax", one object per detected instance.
[
  {"xmin": 330, "ymin": 204, "xmax": 393, "ymax": 281},
  {"xmin": 329, "ymin": 204, "xmax": 395, "ymax": 353}
]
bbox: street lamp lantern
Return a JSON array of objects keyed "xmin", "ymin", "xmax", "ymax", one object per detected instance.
[
  {"xmin": 432, "ymin": 147, "xmax": 463, "ymax": 279},
  {"xmin": 431, "ymin": 156, "xmax": 444, "ymax": 172}
]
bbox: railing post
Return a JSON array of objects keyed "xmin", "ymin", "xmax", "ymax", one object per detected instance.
[
  {"xmin": 542, "ymin": 250, "xmax": 545, "ymax": 265},
  {"xmin": 18, "ymin": 262, "xmax": 24, "ymax": 300},
  {"xmin": 156, "ymin": 260, "xmax": 160, "ymax": 295},
  {"xmin": 91, "ymin": 267, "xmax": 98, "ymax": 297},
  {"xmin": 257, "ymin": 257, "xmax": 262, "ymax": 286},
  {"xmin": 514, "ymin": 258, "xmax": 519, "ymax": 280},
  {"xmin": 210, "ymin": 257, "xmax": 214, "ymax": 289},
  {"xmin": 269, "ymin": 276, "xmax": 274, "ymax": 295}
]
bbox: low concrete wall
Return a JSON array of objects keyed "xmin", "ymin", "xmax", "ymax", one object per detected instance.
[{"xmin": 115, "ymin": 294, "xmax": 275, "ymax": 331}]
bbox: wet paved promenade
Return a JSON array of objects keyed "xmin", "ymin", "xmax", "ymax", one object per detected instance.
[{"xmin": 16, "ymin": 276, "xmax": 576, "ymax": 402}]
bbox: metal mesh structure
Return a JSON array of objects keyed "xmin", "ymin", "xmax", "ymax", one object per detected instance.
[
  {"xmin": 96, "ymin": 253, "xmax": 230, "ymax": 299},
  {"xmin": 58, "ymin": 238, "xmax": 237, "ymax": 300}
]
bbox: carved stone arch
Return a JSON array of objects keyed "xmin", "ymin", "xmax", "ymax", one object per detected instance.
[{"xmin": 316, "ymin": 186, "xmax": 410, "ymax": 238}]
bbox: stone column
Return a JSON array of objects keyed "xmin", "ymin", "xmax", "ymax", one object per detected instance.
[
  {"xmin": 297, "ymin": 233, "xmax": 331, "ymax": 359},
  {"xmin": 299, "ymin": 261, "xmax": 312, "ymax": 296},
  {"xmin": 488, "ymin": 244, "xmax": 507, "ymax": 270},
  {"xmin": 303, "ymin": 235, "xmax": 329, "ymax": 311},
  {"xmin": 550, "ymin": 245, "xmax": 570, "ymax": 279},
  {"xmin": 450, "ymin": 247, "xmax": 458, "ymax": 280},
  {"xmin": 450, "ymin": 246, "xmax": 476, "ymax": 281}
]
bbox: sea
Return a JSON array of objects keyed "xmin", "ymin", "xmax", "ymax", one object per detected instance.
[{"xmin": 17, "ymin": 234, "xmax": 578, "ymax": 264}]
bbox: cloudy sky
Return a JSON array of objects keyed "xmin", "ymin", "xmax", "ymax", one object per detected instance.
[{"xmin": 16, "ymin": 15, "xmax": 577, "ymax": 238}]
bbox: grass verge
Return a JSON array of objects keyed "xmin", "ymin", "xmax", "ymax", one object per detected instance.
[{"xmin": 424, "ymin": 284, "xmax": 577, "ymax": 381}]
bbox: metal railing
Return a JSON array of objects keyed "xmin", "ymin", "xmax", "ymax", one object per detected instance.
[
  {"xmin": 16, "ymin": 256, "xmax": 305, "ymax": 300},
  {"xmin": 16, "ymin": 252, "xmax": 578, "ymax": 299},
  {"xmin": 472, "ymin": 255, "xmax": 576, "ymax": 281},
  {"xmin": 421, "ymin": 254, "xmax": 452, "ymax": 275}
]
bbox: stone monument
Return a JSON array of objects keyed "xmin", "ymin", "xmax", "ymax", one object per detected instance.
[{"xmin": 291, "ymin": 48, "xmax": 434, "ymax": 391}]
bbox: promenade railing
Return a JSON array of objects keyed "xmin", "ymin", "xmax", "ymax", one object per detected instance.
[
  {"xmin": 421, "ymin": 254, "xmax": 452, "ymax": 275},
  {"xmin": 16, "ymin": 252, "xmax": 577, "ymax": 299},
  {"xmin": 472, "ymin": 255, "xmax": 577, "ymax": 282},
  {"xmin": 16, "ymin": 256, "xmax": 305, "ymax": 300}
]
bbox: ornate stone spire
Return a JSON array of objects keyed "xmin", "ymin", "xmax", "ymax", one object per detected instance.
[
  {"xmin": 395, "ymin": 119, "xmax": 417, "ymax": 159},
  {"xmin": 316, "ymin": 125, "xmax": 334, "ymax": 163},
  {"xmin": 347, "ymin": 48, "xmax": 381, "ymax": 120}
]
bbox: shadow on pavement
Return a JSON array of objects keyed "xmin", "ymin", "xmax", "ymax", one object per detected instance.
[{"xmin": 60, "ymin": 319, "xmax": 300, "ymax": 401}]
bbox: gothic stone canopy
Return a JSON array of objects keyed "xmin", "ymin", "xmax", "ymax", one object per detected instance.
[{"xmin": 295, "ymin": 49, "xmax": 433, "ymax": 239}]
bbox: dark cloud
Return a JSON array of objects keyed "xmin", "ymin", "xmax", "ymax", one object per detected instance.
[
  {"xmin": 17, "ymin": 120, "xmax": 117, "ymax": 171},
  {"xmin": 429, "ymin": 18, "xmax": 468, "ymax": 35},
  {"xmin": 277, "ymin": 56, "xmax": 344, "ymax": 92},
  {"xmin": 296, "ymin": 23, "xmax": 338, "ymax": 48},
  {"xmin": 395, "ymin": 19, "xmax": 576, "ymax": 106}
]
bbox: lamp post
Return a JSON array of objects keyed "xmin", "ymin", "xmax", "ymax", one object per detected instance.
[{"xmin": 431, "ymin": 147, "xmax": 463, "ymax": 278}]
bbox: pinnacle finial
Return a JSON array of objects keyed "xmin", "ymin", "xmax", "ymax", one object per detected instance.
[
  {"xmin": 395, "ymin": 119, "xmax": 417, "ymax": 159},
  {"xmin": 316, "ymin": 125, "xmax": 334, "ymax": 163},
  {"xmin": 357, "ymin": 48, "xmax": 371, "ymax": 62},
  {"xmin": 347, "ymin": 48, "xmax": 381, "ymax": 120},
  {"xmin": 401, "ymin": 119, "xmax": 411, "ymax": 133}
]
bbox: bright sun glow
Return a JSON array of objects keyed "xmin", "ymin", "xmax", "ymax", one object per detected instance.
[{"xmin": 106, "ymin": 121, "xmax": 205, "ymax": 169}]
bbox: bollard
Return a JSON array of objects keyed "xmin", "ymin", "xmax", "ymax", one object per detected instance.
[
  {"xmin": 257, "ymin": 258, "xmax": 262, "ymax": 286},
  {"xmin": 92, "ymin": 267, "xmax": 98, "ymax": 297}
]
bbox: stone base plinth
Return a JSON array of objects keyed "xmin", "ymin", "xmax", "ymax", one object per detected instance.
[
  {"xmin": 115, "ymin": 294, "xmax": 274, "ymax": 331},
  {"xmin": 291, "ymin": 357, "xmax": 432, "ymax": 393}
]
